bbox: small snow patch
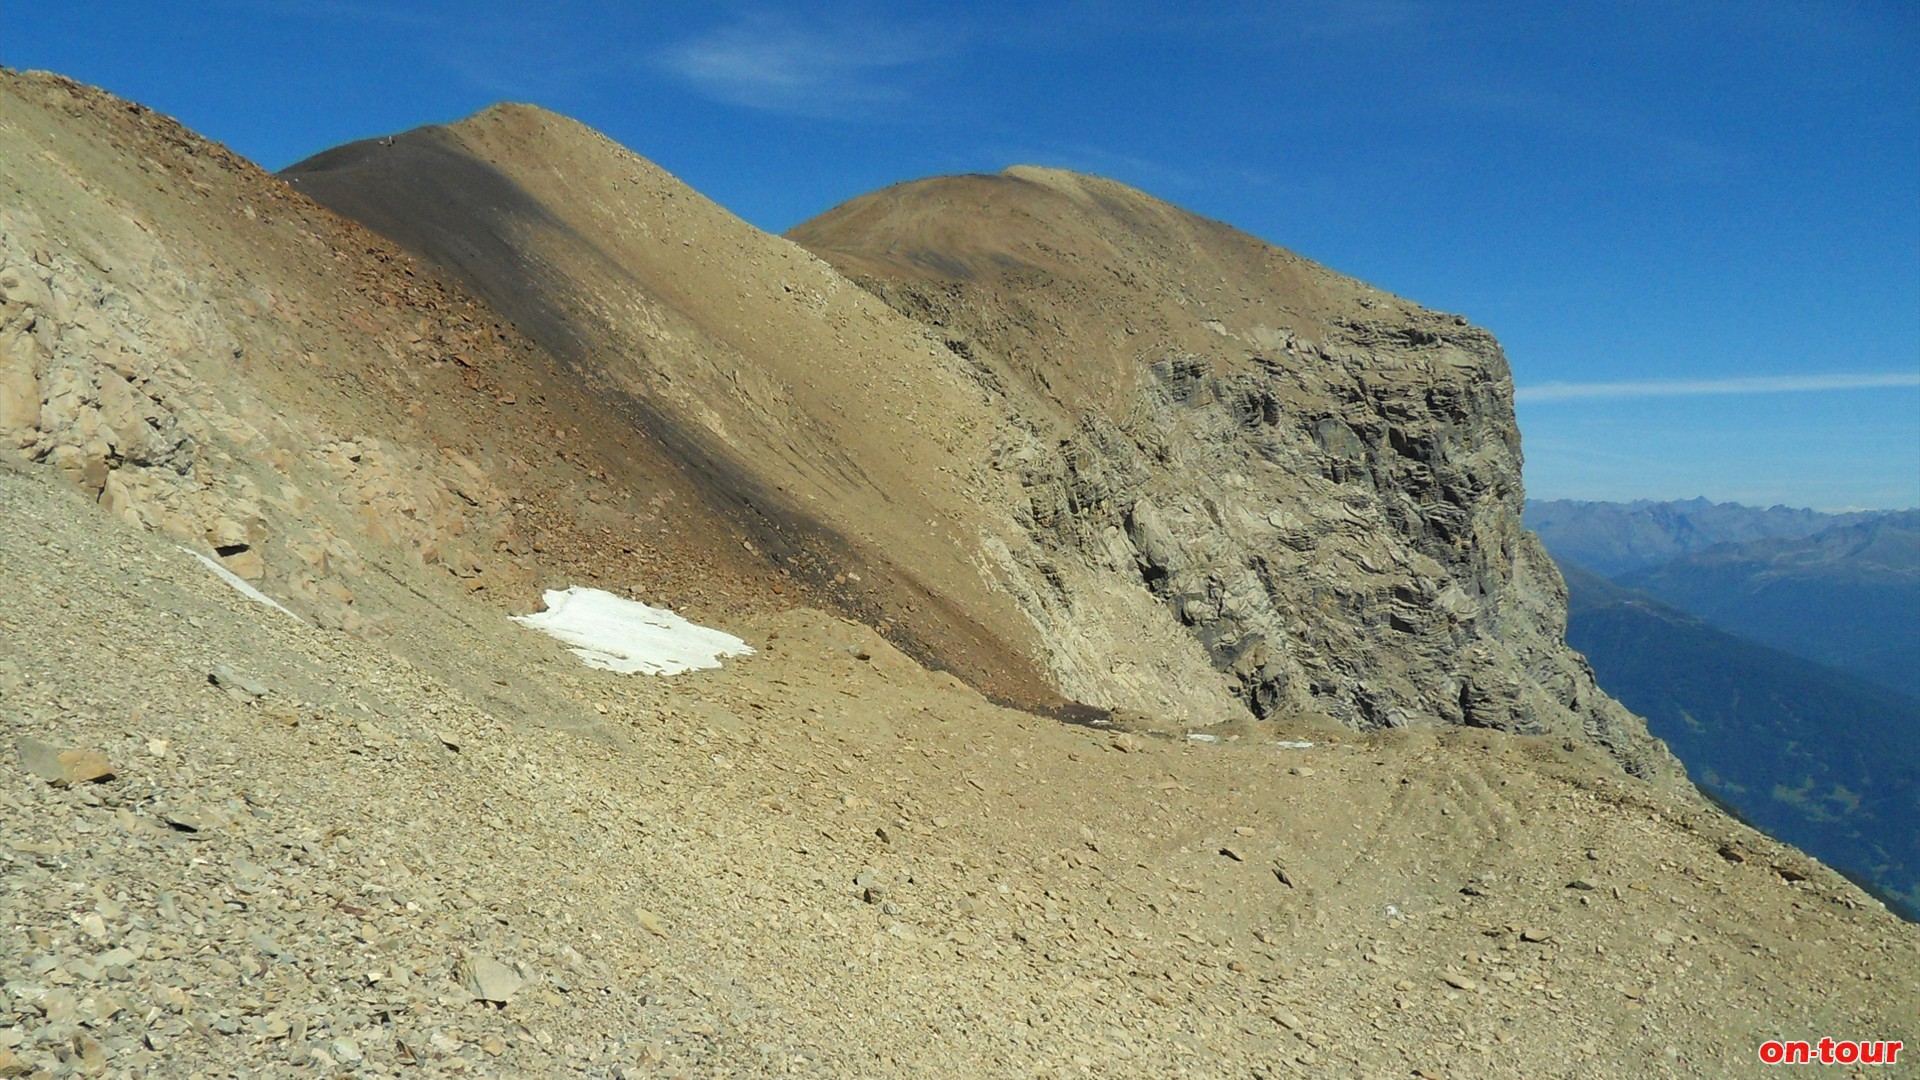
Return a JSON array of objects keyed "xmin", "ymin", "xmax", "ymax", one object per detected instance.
[
  {"xmin": 512, "ymin": 587, "xmax": 753, "ymax": 675},
  {"xmin": 183, "ymin": 549, "xmax": 304, "ymax": 623},
  {"xmin": 1274, "ymin": 740, "xmax": 1315, "ymax": 750}
]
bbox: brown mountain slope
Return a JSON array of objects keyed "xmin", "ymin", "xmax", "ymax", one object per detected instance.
[
  {"xmin": 7, "ymin": 458, "xmax": 1918, "ymax": 1078},
  {"xmin": 2, "ymin": 70, "xmax": 1916, "ymax": 1078},
  {"xmin": 287, "ymin": 115, "xmax": 1671, "ymax": 783},
  {"xmin": 791, "ymin": 166, "xmax": 1670, "ymax": 778},
  {"xmin": 0, "ymin": 69, "xmax": 784, "ymax": 640},
  {"xmin": 283, "ymin": 107, "xmax": 1244, "ymax": 722}
]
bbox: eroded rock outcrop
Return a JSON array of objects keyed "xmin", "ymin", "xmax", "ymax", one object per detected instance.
[{"xmin": 792, "ymin": 167, "xmax": 1675, "ymax": 780}]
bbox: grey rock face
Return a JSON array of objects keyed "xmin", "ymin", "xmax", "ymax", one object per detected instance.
[
  {"xmin": 792, "ymin": 169, "xmax": 1676, "ymax": 782},
  {"xmin": 1014, "ymin": 321, "xmax": 1659, "ymax": 775}
]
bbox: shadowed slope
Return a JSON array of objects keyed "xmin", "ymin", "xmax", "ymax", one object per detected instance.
[
  {"xmin": 285, "ymin": 108, "xmax": 1088, "ymax": 716},
  {"xmin": 0, "ymin": 70, "xmax": 785, "ymax": 641}
]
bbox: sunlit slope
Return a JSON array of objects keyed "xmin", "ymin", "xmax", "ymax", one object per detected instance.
[{"xmin": 794, "ymin": 166, "xmax": 1677, "ymax": 780}]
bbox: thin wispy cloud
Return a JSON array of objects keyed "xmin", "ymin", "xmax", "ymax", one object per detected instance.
[
  {"xmin": 1517, "ymin": 372, "xmax": 1920, "ymax": 404},
  {"xmin": 655, "ymin": 12, "xmax": 947, "ymax": 119}
]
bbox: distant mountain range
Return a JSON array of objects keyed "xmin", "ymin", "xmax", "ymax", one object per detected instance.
[
  {"xmin": 1618, "ymin": 510, "xmax": 1920, "ymax": 700},
  {"xmin": 1561, "ymin": 564, "xmax": 1920, "ymax": 919},
  {"xmin": 1531, "ymin": 499, "xmax": 1920, "ymax": 920},
  {"xmin": 1525, "ymin": 496, "xmax": 1891, "ymax": 578}
]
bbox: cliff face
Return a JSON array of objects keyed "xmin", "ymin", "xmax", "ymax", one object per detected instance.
[{"xmin": 792, "ymin": 167, "xmax": 1675, "ymax": 781}]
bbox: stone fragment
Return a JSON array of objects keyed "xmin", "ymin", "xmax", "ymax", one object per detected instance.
[
  {"xmin": 16, "ymin": 737, "xmax": 115, "ymax": 786},
  {"xmin": 207, "ymin": 664, "xmax": 267, "ymax": 698},
  {"xmin": 1109, "ymin": 733, "xmax": 1143, "ymax": 754},
  {"xmin": 1441, "ymin": 972, "xmax": 1478, "ymax": 992},
  {"xmin": 164, "ymin": 808, "xmax": 215, "ymax": 834},
  {"xmin": 459, "ymin": 955, "xmax": 523, "ymax": 1004},
  {"xmin": 0, "ymin": 330, "xmax": 40, "ymax": 434},
  {"xmin": 248, "ymin": 930, "xmax": 294, "ymax": 961},
  {"xmin": 1218, "ymin": 846, "xmax": 1245, "ymax": 862},
  {"xmin": 634, "ymin": 910, "xmax": 667, "ymax": 938},
  {"xmin": 222, "ymin": 548, "xmax": 267, "ymax": 582},
  {"xmin": 74, "ymin": 1033, "xmax": 108, "ymax": 1075},
  {"xmin": 1519, "ymin": 929, "xmax": 1554, "ymax": 944}
]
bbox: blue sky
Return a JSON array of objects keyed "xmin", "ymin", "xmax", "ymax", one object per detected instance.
[{"xmin": 9, "ymin": 1, "xmax": 1916, "ymax": 509}]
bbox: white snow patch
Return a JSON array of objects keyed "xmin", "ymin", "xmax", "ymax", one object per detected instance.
[
  {"xmin": 512, "ymin": 587, "xmax": 754, "ymax": 675},
  {"xmin": 183, "ymin": 549, "xmax": 305, "ymax": 623},
  {"xmin": 1274, "ymin": 740, "xmax": 1316, "ymax": 750}
]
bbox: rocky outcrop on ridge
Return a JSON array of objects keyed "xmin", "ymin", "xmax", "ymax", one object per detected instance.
[
  {"xmin": 791, "ymin": 168, "xmax": 1673, "ymax": 779},
  {"xmin": 287, "ymin": 115, "xmax": 1671, "ymax": 780}
]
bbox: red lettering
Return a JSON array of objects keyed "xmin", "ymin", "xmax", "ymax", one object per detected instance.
[{"xmin": 1757, "ymin": 1038, "xmax": 1900, "ymax": 1066}]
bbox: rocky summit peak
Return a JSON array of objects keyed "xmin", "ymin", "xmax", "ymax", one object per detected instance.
[{"xmin": 795, "ymin": 165, "xmax": 1671, "ymax": 781}]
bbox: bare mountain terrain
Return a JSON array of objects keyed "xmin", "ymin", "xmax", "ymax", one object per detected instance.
[
  {"xmin": 282, "ymin": 108, "xmax": 1088, "ymax": 719},
  {"xmin": 2, "ymin": 70, "xmax": 1916, "ymax": 1077},
  {"xmin": 291, "ymin": 122, "xmax": 1672, "ymax": 777},
  {"xmin": 790, "ymin": 168, "xmax": 1667, "ymax": 778}
]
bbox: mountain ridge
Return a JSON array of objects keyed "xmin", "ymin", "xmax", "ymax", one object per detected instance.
[
  {"xmin": 3, "ymin": 68, "xmax": 1914, "ymax": 1077},
  {"xmin": 1616, "ymin": 510, "xmax": 1920, "ymax": 699},
  {"xmin": 1525, "ymin": 496, "xmax": 1895, "ymax": 578},
  {"xmin": 792, "ymin": 169, "xmax": 1672, "ymax": 778}
]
